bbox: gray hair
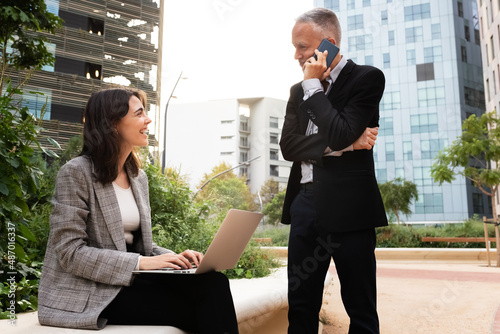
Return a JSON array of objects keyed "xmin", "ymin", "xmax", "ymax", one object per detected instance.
[{"xmin": 296, "ymin": 8, "xmax": 342, "ymax": 47}]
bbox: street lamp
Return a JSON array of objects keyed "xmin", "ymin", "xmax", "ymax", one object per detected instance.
[
  {"xmin": 192, "ymin": 156, "xmax": 261, "ymax": 199},
  {"xmin": 162, "ymin": 71, "xmax": 187, "ymax": 174}
]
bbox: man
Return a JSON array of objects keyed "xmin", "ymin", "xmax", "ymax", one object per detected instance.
[{"xmin": 280, "ymin": 8, "xmax": 388, "ymax": 334}]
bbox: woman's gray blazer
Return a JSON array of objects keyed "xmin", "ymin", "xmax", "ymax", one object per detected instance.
[{"xmin": 38, "ymin": 156, "xmax": 172, "ymax": 329}]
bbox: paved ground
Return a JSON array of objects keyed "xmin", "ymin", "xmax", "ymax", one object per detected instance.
[{"xmin": 321, "ymin": 261, "xmax": 500, "ymax": 334}]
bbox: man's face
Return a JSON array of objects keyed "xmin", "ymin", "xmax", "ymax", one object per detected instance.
[{"xmin": 292, "ymin": 22, "xmax": 324, "ymax": 68}]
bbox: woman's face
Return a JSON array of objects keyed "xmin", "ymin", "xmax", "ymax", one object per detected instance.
[{"xmin": 115, "ymin": 95, "xmax": 152, "ymax": 153}]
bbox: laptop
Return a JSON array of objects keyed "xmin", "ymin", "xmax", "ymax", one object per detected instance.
[{"xmin": 133, "ymin": 209, "xmax": 263, "ymax": 275}]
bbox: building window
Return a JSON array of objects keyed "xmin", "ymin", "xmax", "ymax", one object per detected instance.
[
  {"xmin": 491, "ymin": 36, "xmax": 496, "ymax": 60},
  {"xmin": 239, "ymin": 167, "xmax": 248, "ymax": 178},
  {"xmin": 423, "ymin": 46, "xmax": 442, "ymax": 62},
  {"xmin": 376, "ymin": 169, "xmax": 387, "ymax": 183},
  {"xmin": 348, "ymin": 35, "xmax": 373, "ymax": 51},
  {"xmin": 365, "ymin": 55, "xmax": 374, "ymax": 65},
  {"xmin": 407, "ymin": 49, "xmax": 416, "ymax": 65},
  {"xmin": 221, "ymin": 120, "xmax": 234, "ymax": 124},
  {"xmin": 486, "ymin": 79, "xmax": 491, "ymax": 102},
  {"xmin": 240, "ymin": 117, "xmax": 249, "ymax": 131},
  {"xmin": 379, "ymin": 117, "xmax": 394, "ymax": 136},
  {"xmin": 421, "ymin": 139, "xmax": 448, "ymax": 160},
  {"xmin": 413, "ymin": 167, "xmax": 433, "ymax": 187},
  {"xmin": 363, "ymin": 0, "xmax": 371, "ymax": 7},
  {"xmin": 417, "ymin": 87, "xmax": 445, "ymax": 106},
  {"xmin": 21, "ymin": 88, "xmax": 52, "ymax": 120},
  {"xmin": 458, "ymin": 2, "xmax": 464, "ymax": 18},
  {"xmin": 380, "ymin": 92, "xmax": 401, "ymax": 111},
  {"xmin": 385, "ymin": 142, "xmax": 395, "ymax": 161},
  {"xmin": 461, "ymin": 45, "xmax": 468, "ymax": 62},
  {"xmin": 410, "ymin": 113, "xmax": 438, "ymax": 133},
  {"xmin": 347, "ymin": 0, "xmax": 355, "ymax": 10},
  {"xmin": 388, "ymin": 30, "xmax": 395, "ymax": 46},
  {"xmin": 474, "ymin": 28, "xmax": 480, "ymax": 45},
  {"xmin": 348, "ymin": 14, "xmax": 364, "ymax": 30},
  {"xmin": 415, "ymin": 193, "xmax": 444, "ymax": 214},
  {"xmin": 381, "ymin": 92, "xmax": 400, "ymax": 111},
  {"xmin": 396, "ymin": 168, "xmax": 404, "ymax": 179},
  {"xmin": 221, "ymin": 135, "xmax": 233, "ymax": 140},
  {"xmin": 240, "ymin": 152, "xmax": 248, "ymax": 162},
  {"xmin": 405, "ymin": 26, "xmax": 424, "ymax": 43},
  {"xmin": 324, "ymin": 0, "xmax": 340, "ymax": 11},
  {"xmin": 404, "ymin": 3, "xmax": 431, "ymax": 22},
  {"xmin": 270, "ymin": 149, "xmax": 279, "ymax": 161},
  {"xmin": 270, "ymin": 165, "xmax": 279, "ymax": 177},
  {"xmin": 464, "ymin": 24, "xmax": 470, "ymax": 42},
  {"xmin": 431, "ymin": 24, "xmax": 441, "ymax": 39},
  {"xmin": 270, "ymin": 116, "xmax": 278, "ymax": 128},
  {"xmin": 416, "ymin": 63, "xmax": 435, "ymax": 81},
  {"xmin": 486, "ymin": 44, "xmax": 490, "ymax": 66},
  {"xmin": 464, "ymin": 86, "xmax": 486, "ymax": 109},
  {"xmin": 472, "ymin": 193, "xmax": 484, "ymax": 214},
  {"xmin": 403, "ymin": 141, "xmax": 412, "ymax": 160},
  {"xmin": 270, "ymin": 133, "xmax": 279, "ymax": 144},
  {"xmin": 381, "ymin": 10, "xmax": 388, "ymax": 25},
  {"xmin": 240, "ymin": 136, "xmax": 249, "ymax": 148},
  {"xmin": 383, "ymin": 53, "xmax": 390, "ymax": 68}
]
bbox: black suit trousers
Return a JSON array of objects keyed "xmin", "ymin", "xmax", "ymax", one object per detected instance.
[
  {"xmin": 101, "ymin": 271, "xmax": 239, "ymax": 334},
  {"xmin": 287, "ymin": 189, "xmax": 379, "ymax": 334}
]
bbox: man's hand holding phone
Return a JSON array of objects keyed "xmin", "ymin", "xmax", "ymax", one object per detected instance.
[
  {"xmin": 303, "ymin": 39, "xmax": 340, "ymax": 81},
  {"xmin": 303, "ymin": 49, "xmax": 331, "ymax": 81}
]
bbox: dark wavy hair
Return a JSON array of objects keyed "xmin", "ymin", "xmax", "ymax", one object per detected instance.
[{"xmin": 80, "ymin": 88, "xmax": 147, "ymax": 184}]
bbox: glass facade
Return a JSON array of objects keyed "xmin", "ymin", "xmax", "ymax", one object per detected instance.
[
  {"xmin": 315, "ymin": 0, "xmax": 490, "ymax": 222},
  {"xmin": 9, "ymin": 0, "xmax": 162, "ymax": 152}
]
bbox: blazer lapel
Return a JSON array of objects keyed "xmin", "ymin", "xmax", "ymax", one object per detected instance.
[
  {"xmin": 129, "ymin": 172, "xmax": 153, "ymax": 256},
  {"xmin": 93, "ymin": 180, "xmax": 127, "ymax": 252},
  {"xmin": 328, "ymin": 59, "xmax": 355, "ymax": 101}
]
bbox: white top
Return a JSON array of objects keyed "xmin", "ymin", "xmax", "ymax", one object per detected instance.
[{"xmin": 112, "ymin": 182, "xmax": 140, "ymax": 245}]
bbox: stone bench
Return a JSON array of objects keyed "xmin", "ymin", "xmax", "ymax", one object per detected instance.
[{"xmin": 0, "ymin": 267, "xmax": 332, "ymax": 334}]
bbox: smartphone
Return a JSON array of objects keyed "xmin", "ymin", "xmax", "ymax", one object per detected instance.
[{"xmin": 314, "ymin": 39, "xmax": 340, "ymax": 68}]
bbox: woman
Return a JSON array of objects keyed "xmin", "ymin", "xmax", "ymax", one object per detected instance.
[{"xmin": 38, "ymin": 88, "xmax": 239, "ymax": 333}]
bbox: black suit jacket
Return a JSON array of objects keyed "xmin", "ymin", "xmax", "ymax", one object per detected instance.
[{"xmin": 280, "ymin": 60, "xmax": 388, "ymax": 233}]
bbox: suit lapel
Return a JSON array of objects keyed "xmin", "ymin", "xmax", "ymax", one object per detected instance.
[
  {"xmin": 93, "ymin": 180, "xmax": 127, "ymax": 252},
  {"xmin": 328, "ymin": 59, "xmax": 355, "ymax": 101},
  {"xmin": 129, "ymin": 172, "xmax": 153, "ymax": 255}
]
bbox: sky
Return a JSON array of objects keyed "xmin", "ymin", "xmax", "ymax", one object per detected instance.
[{"xmin": 161, "ymin": 0, "xmax": 315, "ymax": 107}]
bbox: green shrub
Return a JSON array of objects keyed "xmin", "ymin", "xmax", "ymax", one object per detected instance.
[{"xmin": 223, "ymin": 242, "xmax": 281, "ymax": 279}]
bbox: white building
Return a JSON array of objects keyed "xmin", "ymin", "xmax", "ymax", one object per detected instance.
[
  {"xmin": 477, "ymin": 0, "xmax": 500, "ymax": 217},
  {"xmin": 165, "ymin": 97, "xmax": 291, "ymax": 193}
]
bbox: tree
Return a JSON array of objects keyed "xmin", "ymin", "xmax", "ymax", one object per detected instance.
[
  {"xmin": 194, "ymin": 162, "xmax": 257, "ymax": 219},
  {"xmin": 258, "ymin": 178, "xmax": 280, "ymax": 208},
  {"xmin": 0, "ymin": 0, "xmax": 62, "ymax": 94},
  {"xmin": 379, "ymin": 178, "xmax": 418, "ymax": 225},
  {"xmin": 0, "ymin": 1, "xmax": 61, "ymax": 317},
  {"xmin": 262, "ymin": 191, "xmax": 286, "ymax": 225},
  {"xmin": 431, "ymin": 112, "xmax": 500, "ymax": 220}
]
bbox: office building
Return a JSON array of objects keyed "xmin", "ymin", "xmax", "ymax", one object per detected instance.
[
  {"xmin": 477, "ymin": 0, "xmax": 500, "ymax": 218},
  {"xmin": 314, "ymin": 0, "xmax": 490, "ymax": 223},
  {"xmin": 11, "ymin": 0, "xmax": 162, "ymax": 151},
  {"xmin": 166, "ymin": 97, "xmax": 291, "ymax": 193}
]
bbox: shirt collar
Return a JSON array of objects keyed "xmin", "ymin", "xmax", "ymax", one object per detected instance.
[{"xmin": 326, "ymin": 55, "xmax": 347, "ymax": 84}]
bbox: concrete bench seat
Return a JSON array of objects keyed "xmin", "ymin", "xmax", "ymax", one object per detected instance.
[{"xmin": 1, "ymin": 267, "xmax": 331, "ymax": 334}]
